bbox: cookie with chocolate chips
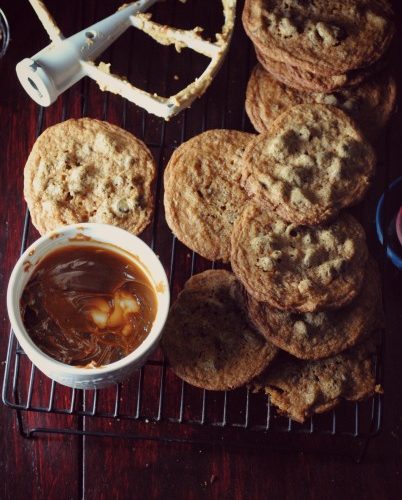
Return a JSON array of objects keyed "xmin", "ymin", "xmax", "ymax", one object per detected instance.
[
  {"xmin": 24, "ymin": 118, "xmax": 156, "ymax": 235},
  {"xmin": 250, "ymin": 336, "xmax": 378, "ymax": 423},
  {"xmin": 244, "ymin": 258, "xmax": 383, "ymax": 360},
  {"xmin": 246, "ymin": 64, "xmax": 396, "ymax": 140},
  {"xmin": 241, "ymin": 104, "xmax": 376, "ymax": 225},
  {"xmin": 242, "ymin": 0, "xmax": 394, "ymax": 76},
  {"xmin": 230, "ymin": 204, "xmax": 368, "ymax": 312},
  {"xmin": 161, "ymin": 270, "xmax": 278, "ymax": 391}
]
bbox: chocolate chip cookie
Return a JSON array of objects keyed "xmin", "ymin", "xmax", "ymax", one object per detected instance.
[
  {"xmin": 244, "ymin": 258, "xmax": 383, "ymax": 360},
  {"xmin": 161, "ymin": 270, "xmax": 278, "ymax": 391},
  {"xmin": 24, "ymin": 118, "xmax": 156, "ymax": 235},
  {"xmin": 230, "ymin": 204, "xmax": 368, "ymax": 312},
  {"xmin": 254, "ymin": 47, "xmax": 378, "ymax": 94},
  {"xmin": 246, "ymin": 64, "xmax": 396, "ymax": 140},
  {"xmin": 241, "ymin": 104, "xmax": 376, "ymax": 225},
  {"xmin": 243, "ymin": 0, "xmax": 394, "ymax": 76},
  {"xmin": 250, "ymin": 337, "xmax": 377, "ymax": 423},
  {"xmin": 164, "ymin": 130, "xmax": 254, "ymax": 262}
]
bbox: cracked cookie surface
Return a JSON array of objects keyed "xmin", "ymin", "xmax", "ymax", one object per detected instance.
[
  {"xmin": 241, "ymin": 104, "xmax": 376, "ymax": 225},
  {"xmin": 161, "ymin": 270, "xmax": 278, "ymax": 391},
  {"xmin": 24, "ymin": 118, "xmax": 156, "ymax": 235},
  {"xmin": 230, "ymin": 204, "xmax": 368, "ymax": 312},
  {"xmin": 164, "ymin": 130, "xmax": 254, "ymax": 262}
]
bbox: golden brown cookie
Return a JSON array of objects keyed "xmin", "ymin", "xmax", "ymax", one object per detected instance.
[
  {"xmin": 242, "ymin": 0, "xmax": 394, "ymax": 76},
  {"xmin": 244, "ymin": 258, "xmax": 383, "ymax": 360},
  {"xmin": 24, "ymin": 118, "xmax": 156, "ymax": 235},
  {"xmin": 230, "ymin": 204, "xmax": 368, "ymax": 312},
  {"xmin": 164, "ymin": 130, "xmax": 254, "ymax": 262},
  {"xmin": 161, "ymin": 270, "xmax": 278, "ymax": 391},
  {"xmin": 256, "ymin": 48, "xmax": 370, "ymax": 93},
  {"xmin": 254, "ymin": 46, "xmax": 382, "ymax": 94},
  {"xmin": 246, "ymin": 64, "xmax": 396, "ymax": 140},
  {"xmin": 241, "ymin": 104, "xmax": 376, "ymax": 225},
  {"xmin": 250, "ymin": 338, "xmax": 377, "ymax": 423}
]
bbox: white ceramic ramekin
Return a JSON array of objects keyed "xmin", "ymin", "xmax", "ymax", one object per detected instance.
[{"xmin": 7, "ymin": 223, "xmax": 170, "ymax": 389}]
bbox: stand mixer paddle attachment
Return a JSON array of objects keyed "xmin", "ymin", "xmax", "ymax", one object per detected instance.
[{"xmin": 16, "ymin": 0, "xmax": 236, "ymax": 119}]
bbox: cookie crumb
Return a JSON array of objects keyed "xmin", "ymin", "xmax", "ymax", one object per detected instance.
[{"xmin": 210, "ymin": 474, "xmax": 218, "ymax": 484}]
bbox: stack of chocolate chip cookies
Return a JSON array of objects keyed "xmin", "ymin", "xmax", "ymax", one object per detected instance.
[
  {"xmin": 162, "ymin": 101, "xmax": 384, "ymax": 422},
  {"xmin": 230, "ymin": 105, "xmax": 383, "ymax": 422},
  {"xmin": 243, "ymin": 0, "xmax": 396, "ymax": 139},
  {"xmin": 161, "ymin": 0, "xmax": 394, "ymax": 423}
]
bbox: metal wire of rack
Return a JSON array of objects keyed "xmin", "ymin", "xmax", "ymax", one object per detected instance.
[{"xmin": 1, "ymin": 0, "xmax": 384, "ymax": 453}]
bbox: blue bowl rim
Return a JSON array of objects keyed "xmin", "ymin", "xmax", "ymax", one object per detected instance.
[{"xmin": 375, "ymin": 175, "xmax": 402, "ymax": 269}]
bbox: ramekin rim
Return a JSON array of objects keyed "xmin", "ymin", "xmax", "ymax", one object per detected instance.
[{"xmin": 7, "ymin": 222, "xmax": 170, "ymax": 376}]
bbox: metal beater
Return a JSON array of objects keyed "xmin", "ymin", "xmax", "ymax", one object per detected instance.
[{"xmin": 16, "ymin": 0, "xmax": 236, "ymax": 119}]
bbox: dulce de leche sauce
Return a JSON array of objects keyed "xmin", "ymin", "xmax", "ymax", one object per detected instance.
[{"xmin": 20, "ymin": 245, "xmax": 157, "ymax": 367}]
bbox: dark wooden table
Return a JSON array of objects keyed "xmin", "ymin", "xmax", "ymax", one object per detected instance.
[{"xmin": 1, "ymin": 1, "xmax": 402, "ymax": 498}]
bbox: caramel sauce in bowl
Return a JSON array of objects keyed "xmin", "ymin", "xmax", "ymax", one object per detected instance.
[{"xmin": 7, "ymin": 224, "xmax": 170, "ymax": 389}]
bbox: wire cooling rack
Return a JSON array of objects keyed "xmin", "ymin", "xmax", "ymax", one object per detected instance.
[{"xmin": 1, "ymin": 0, "xmax": 385, "ymax": 455}]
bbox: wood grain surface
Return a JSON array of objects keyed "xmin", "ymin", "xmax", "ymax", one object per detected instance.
[{"xmin": 1, "ymin": 1, "xmax": 402, "ymax": 499}]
